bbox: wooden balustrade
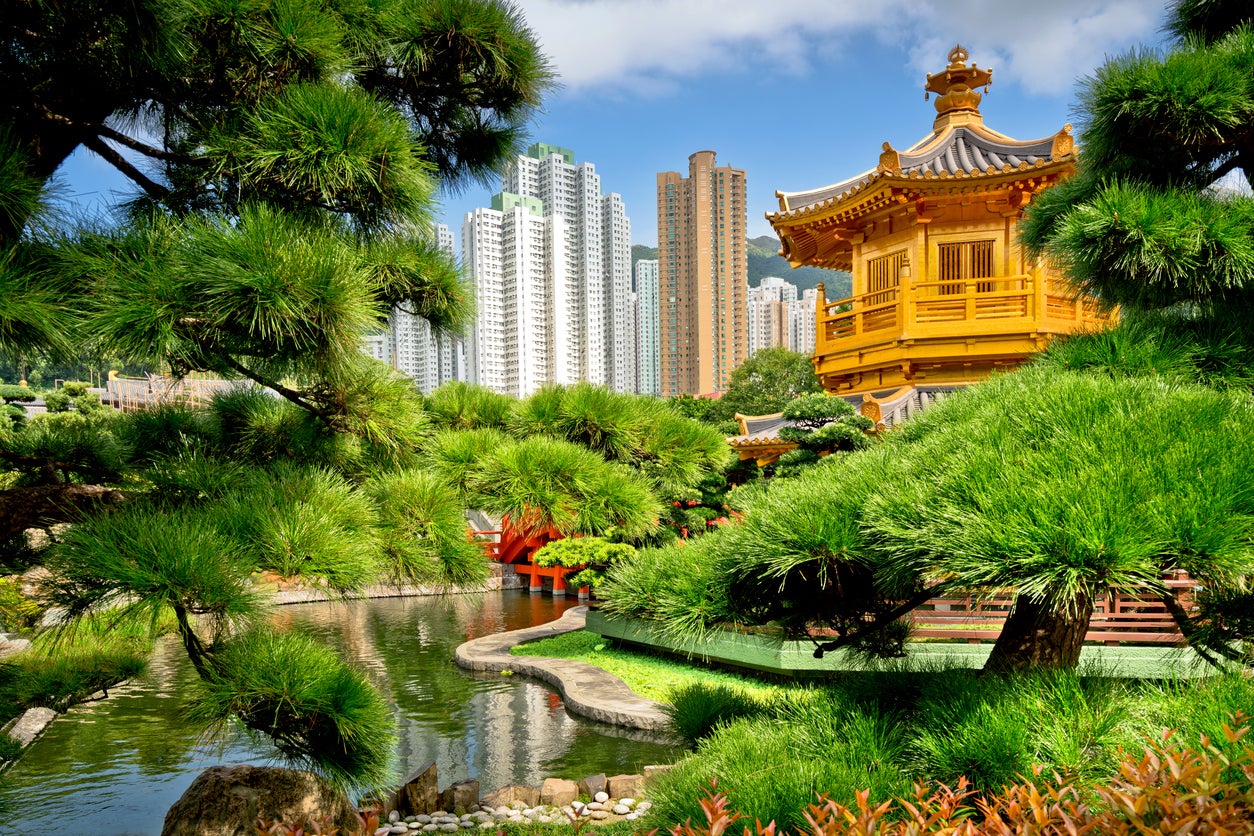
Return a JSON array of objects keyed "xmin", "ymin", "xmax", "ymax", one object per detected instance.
[
  {"xmin": 911, "ymin": 576, "xmax": 1196, "ymax": 646},
  {"xmin": 816, "ymin": 274, "xmax": 1107, "ymax": 356}
]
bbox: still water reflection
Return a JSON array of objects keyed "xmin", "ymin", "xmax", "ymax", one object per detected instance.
[{"xmin": 0, "ymin": 591, "xmax": 681, "ymax": 835}]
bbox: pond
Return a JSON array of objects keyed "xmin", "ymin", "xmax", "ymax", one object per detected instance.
[{"xmin": 0, "ymin": 591, "xmax": 681, "ymax": 835}]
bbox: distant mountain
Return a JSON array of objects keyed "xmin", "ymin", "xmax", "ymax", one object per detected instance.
[
  {"xmin": 747, "ymin": 236, "xmax": 850, "ymax": 298},
  {"xmin": 629, "ymin": 240, "xmax": 850, "ymax": 300}
]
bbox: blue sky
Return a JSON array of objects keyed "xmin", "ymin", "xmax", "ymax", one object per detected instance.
[{"xmin": 54, "ymin": 0, "xmax": 1170, "ymax": 249}]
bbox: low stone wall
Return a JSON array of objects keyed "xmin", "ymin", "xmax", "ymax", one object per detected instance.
[
  {"xmin": 454, "ymin": 606, "xmax": 671, "ymax": 731},
  {"xmin": 273, "ymin": 568, "xmax": 525, "ymax": 606}
]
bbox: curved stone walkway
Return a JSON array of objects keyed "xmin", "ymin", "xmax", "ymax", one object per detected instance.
[{"xmin": 454, "ymin": 606, "xmax": 671, "ymax": 732}]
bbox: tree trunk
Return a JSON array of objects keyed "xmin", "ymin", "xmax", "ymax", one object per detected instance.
[
  {"xmin": 984, "ymin": 591, "xmax": 1094, "ymax": 674},
  {"xmin": 0, "ymin": 484, "xmax": 127, "ymax": 542}
]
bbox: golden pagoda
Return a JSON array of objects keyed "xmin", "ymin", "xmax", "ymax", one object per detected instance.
[{"xmin": 768, "ymin": 46, "xmax": 1110, "ymax": 415}]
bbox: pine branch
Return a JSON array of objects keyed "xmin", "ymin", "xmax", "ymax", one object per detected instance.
[
  {"xmin": 216, "ymin": 355, "xmax": 335, "ymax": 425},
  {"xmin": 810, "ymin": 583, "xmax": 947, "ymax": 657},
  {"xmin": 1160, "ymin": 592, "xmax": 1243, "ymax": 668},
  {"xmin": 81, "ymin": 135, "xmax": 170, "ymax": 201},
  {"xmin": 94, "ymin": 124, "xmax": 195, "ymax": 164}
]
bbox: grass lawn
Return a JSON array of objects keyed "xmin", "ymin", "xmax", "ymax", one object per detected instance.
[
  {"xmin": 509, "ymin": 629, "xmax": 784, "ymax": 704},
  {"xmin": 508, "ymin": 628, "xmax": 1254, "ymax": 832}
]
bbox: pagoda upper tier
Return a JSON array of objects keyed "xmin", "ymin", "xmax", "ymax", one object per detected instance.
[{"xmin": 768, "ymin": 46, "xmax": 1109, "ymax": 396}]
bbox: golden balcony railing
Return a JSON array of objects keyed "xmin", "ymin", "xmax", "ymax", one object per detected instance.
[{"xmin": 817, "ymin": 274, "xmax": 1110, "ymax": 355}]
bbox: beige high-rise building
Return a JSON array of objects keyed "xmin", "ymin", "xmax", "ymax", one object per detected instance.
[{"xmin": 657, "ymin": 150, "xmax": 748, "ymax": 396}]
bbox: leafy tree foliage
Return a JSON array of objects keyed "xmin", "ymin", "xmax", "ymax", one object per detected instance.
[
  {"xmin": 1020, "ymin": 0, "xmax": 1254, "ymax": 316},
  {"xmin": 705, "ymin": 347, "xmax": 821, "ymax": 424},
  {"xmin": 604, "ymin": 368, "xmax": 1254, "ymax": 671},
  {"xmin": 773, "ymin": 394, "xmax": 872, "ymax": 477},
  {"xmin": 0, "ymin": 0, "xmax": 555, "ymax": 794}
]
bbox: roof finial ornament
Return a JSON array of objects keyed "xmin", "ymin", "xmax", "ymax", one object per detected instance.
[{"xmin": 924, "ymin": 44, "xmax": 993, "ymax": 128}]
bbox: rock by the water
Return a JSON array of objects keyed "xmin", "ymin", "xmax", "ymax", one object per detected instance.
[
  {"xmin": 161, "ymin": 765, "xmax": 359, "ymax": 836},
  {"xmin": 395, "ymin": 762, "xmax": 440, "ymax": 816},
  {"xmin": 539, "ymin": 778, "xmax": 578, "ymax": 808},
  {"xmin": 607, "ymin": 773, "xmax": 644, "ymax": 800},
  {"xmin": 3, "ymin": 706, "xmax": 57, "ymax": 748},
  {"xmin": 481, "ymin": 784, "xmax": 540, "ymax": 809},
  {"xmin": 440, "ymin": 780, "xmax": 480, "ymax": 815},
  {"xmin": 577, "ymin": 773, "xmax": 608, "ymax": 800}
]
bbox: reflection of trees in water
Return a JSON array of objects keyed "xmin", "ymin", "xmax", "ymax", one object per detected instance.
[
  {"xmin": 280, "ymin": 592, "xmax": 676, "ymax": 791},
  {"xmin": 0, "ymin": 591, "xmax": 678, "ymax": 834}
]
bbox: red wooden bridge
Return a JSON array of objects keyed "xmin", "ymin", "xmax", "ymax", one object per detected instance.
[{"xmin": 472, "ymin": 515, "xmax": 587, "ymax": 597}]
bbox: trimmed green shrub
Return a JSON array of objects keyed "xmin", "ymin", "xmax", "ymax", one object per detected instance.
[
  {"xmin": 665, "ymin": 683, "xmax": 771, "ymax": 747},
  {"xmin": 364, "ymin": 469, "xmax": 487, "ymax": 586}
]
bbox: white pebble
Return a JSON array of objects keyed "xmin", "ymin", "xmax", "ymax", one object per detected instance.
[
  {"xmin": 625, "ymin": 813, "xmax": 639, "ymax": 821},
  {"xmin": 585, "ymin": 802, "xmax": 604, "ymax": 812},
  {"xmin": 570, "ymin": 801, "xmax": 585, "ymax": 813},
  {"xmin": 637, "ymin": 802, "xmax": 653, "ymax": 812},
  {"xmin": 391, "ymin": 827, "xmax": 409, "ymax": 835},
  {"xmin": 414, "ymin": 816, "xmax": 432, "ymax": 825},
  {"xmin": 421, "ymin": 825, "xmax": 439, "ymax": 833},
  {"xmin": 433, "ymin": 811, "xmax": 449, "ymax": 818},
  {"xmin": 376, "ymin": 828, "xmax": 392, "ymax": 836},
  {"xmin": 440, "ymin": 824, "xmax": 460, "ymax": 832},
  {"xmin": 460, "ymin": 822, "xmax": 475, "ymax": 829},
  {"xmin": 389, "ymin": 811, "xmax": 401, "ymax": 824},
  {"xmin": 620, "ymin": 798, "xmax": 637, "ymax": 808},
  {"xmin": 594, "ymin": 792, "xmax": 610, "ymax": 803},
  {"xmin": 590, "ymin": 810, "xmax": 610, "ymax": 820},
  {"xmin": 613, "ymin": 805, "xmax": 630, "ymax": 815}
]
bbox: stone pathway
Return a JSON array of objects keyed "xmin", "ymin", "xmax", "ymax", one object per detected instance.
[{"xmin": 454, "ymin": 606, "xmax": 670, "ymax": 732}]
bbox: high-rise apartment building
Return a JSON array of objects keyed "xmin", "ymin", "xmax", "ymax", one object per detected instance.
[
  {"xmin": 465, "ymin": 144, "xmax": 633, "ymax": 398},
  {"xmin": 389, "ymin": 223, "xmax": 466, "ymax": 393},
  {"xmin": 747, "ymin": 276, "xmax": 797, "ymax": 356},
  {"xmin": 635, "ymin": 258, "xmax": 661, "ymax": 396},
  {"xmin": 790, "ymin": 288, "xmax": 821, "ymax": 355},
  {"xmin": 657, "ymin": 150, "xmax": 749, "ymax": 396},
  {"xmin": 745, "ymin": 276, "xmax": 820, "ymax": 357},
  {"xmin": 360, "ymin": 223, "xmax": 467, "ymax": 392}
]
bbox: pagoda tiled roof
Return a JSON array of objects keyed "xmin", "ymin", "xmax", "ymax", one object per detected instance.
[{"xmin": 771, "ymin": 122, "xmax": 1071, "ymax": 222}]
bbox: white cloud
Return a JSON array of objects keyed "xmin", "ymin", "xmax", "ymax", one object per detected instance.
[{"xmin": 519, "ymin": 0, "xmax": 1165, "ymax": 97}]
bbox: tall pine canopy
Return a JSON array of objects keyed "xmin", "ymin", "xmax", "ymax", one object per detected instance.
[
  {"xmin": 1020, "ymin": 0, "xmax": 1254, "ymax": 315},
  {"xmin": 0, "ymin": 0, "xmax": 556, "ymax": 794}
]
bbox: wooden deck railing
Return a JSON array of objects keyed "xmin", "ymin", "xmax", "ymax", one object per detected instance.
[{"xmin": 911, "ymin": 575, "xmax": 1196, "ymax": 645}]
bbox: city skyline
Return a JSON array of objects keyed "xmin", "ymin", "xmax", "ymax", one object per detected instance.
[{"xmin": 54, "ymin": 2, "xmax": 1169, "ymax": 252}]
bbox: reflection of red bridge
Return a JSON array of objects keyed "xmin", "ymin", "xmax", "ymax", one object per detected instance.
[{"xmin": 472, "ymin": 515, "xmax": 587, "ymax": 597}]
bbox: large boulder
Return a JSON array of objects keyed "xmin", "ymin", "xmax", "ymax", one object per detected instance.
[{"xmin": 161, "ymin": 765, "xmax": 360, "ymax": 836}]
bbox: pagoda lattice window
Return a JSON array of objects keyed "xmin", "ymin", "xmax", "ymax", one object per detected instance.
[
  {"xmin": 866, "ymin": 250, "xmax": 906, "ymax": 305},
  {"xmin": 938, "ymin": 239, "xmax": 995, "ymax": 294}
]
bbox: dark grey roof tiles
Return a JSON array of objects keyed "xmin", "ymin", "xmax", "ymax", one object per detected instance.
[
  {"xmin": 899, "ymin": 127, "xmax": 1054, "ymax": 178},
  {"xmin": 776, "ymin": 126, "xmax": 1065, "ymax": 217}
]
